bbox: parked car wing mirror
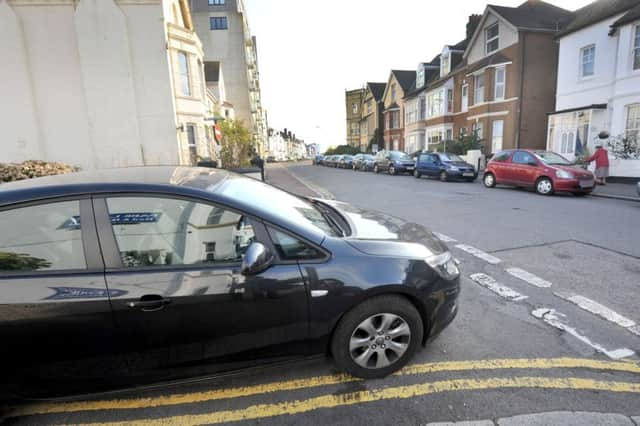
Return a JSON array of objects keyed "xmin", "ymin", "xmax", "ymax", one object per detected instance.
[
  {"xmin": 241, "ymin": 242, "xmax": 274, "ymax": 276},
  {"xmin": 528, "ymin": 161, "xmax": 538, "ymax": 167}
]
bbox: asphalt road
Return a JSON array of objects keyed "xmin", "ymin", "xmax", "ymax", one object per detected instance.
[{"xmin": 2, "ymin": 163, "xmax": 639, "ymax": 425}]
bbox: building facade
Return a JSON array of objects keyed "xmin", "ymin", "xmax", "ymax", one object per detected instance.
[
  {"xmin": 190, "ymin": 0, "xmax": 268, "ymax": 155},
  {"xmin": 345, "ymin": 88, "xmax": 365, "ymax": 148},
  {"xmin": 547, "ymin": 0, "xmax": 640, "ymax": 177},
  {"xmin": 359, "ymin": 82, "xmax": 386, "ymax": 152},
  {"xmin": 382, "ymin": 70, "xmax": 416, "ymax": 151},
  {"xmin": 1, "ymin": 0, "xmax": 214, "ymax": 169}
]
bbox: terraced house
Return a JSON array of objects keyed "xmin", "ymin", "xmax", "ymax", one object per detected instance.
[
  {"xmin": 359, "ymin": 82, "xmax": 386, "ymax": 151},
  {"xmin": 381, "ymin": 70, "xmax": 416, "ymax": 151}
]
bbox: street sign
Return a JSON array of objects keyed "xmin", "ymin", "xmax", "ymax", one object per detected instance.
[{"xmin": 214, "ymin": 124, "xmax": 223, "ymax": 142}]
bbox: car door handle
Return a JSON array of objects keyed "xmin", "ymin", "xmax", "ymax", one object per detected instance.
[{"xmin": 128, "ymin": 296, "xmax": 171, "ymax": 312}]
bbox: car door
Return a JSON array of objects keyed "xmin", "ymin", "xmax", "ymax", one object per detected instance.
[
  {"xmin": 510, "ymin": 151, "xmax": 538, "ymax": 186},
  {"xmin": 491, "ymin": 151, "xmax": 514, "ymax": 183},
  {"xmin": 93, "ymin": 195, "xmax": 310, "ymax": 374},
  {"xmin": 0, "ymin": 198, "xmax": 117, "ymax": 395}
]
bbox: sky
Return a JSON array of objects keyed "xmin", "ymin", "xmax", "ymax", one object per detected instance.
[{"xmin": 244, "ymin": 0, "xmax": 593, "ymax": 151}]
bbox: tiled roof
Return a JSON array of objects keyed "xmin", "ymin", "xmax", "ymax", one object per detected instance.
[
  {"xmin": 367, "ymin": 82, "xmax": 387, "ymax": 101},
  {"xmin": 489, "ymin": 0, "xmax": 573, "ymax": 32},
  {"xmin": 448, "ymin": 39, "xmax": 468, "ymax": 51},
  {"xmin": 557, "ymin": 0, "xmax": 639, "ymax": 37},
  {"xmin": 391, "ymin": 70, "xmax": 416, "ymax": 92}
]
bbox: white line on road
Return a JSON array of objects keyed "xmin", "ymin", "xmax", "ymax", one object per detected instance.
[
  {"xmin": 470, "ymin": 273, "xmax": 528, "ymax": 301},
  {"xmin": 532, "ymin": 308, "xmax": 635, "ymax": 360},
  {"xmin": 433, "ymin": 232, "xmax": 457, "ymax": 243},
  {"xmin": 506, "ymin": 267, "xmax": 552, "ymax": 288},
  {"xmin": 455, "ymin": 244, "xmax": 502, "ymax": 264},
  {"xmin": 554, "ymin": 293, "xmax": 636, "ymax": 330}
]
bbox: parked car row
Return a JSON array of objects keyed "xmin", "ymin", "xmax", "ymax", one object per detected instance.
[{"xmin": 316, "ymin": 149, "xmax": 597, "ymax": 196}]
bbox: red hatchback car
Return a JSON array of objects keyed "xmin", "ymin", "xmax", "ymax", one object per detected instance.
[{"xmin": 483, "ymin": 150, "xmax": 595, "ymax": 196}]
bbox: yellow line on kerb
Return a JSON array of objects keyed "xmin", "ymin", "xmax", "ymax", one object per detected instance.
[
  {"xmin": 75, "ymin": 377, "xmax": 640, "ymax": 426},
  {"xmin": 9, "ymin": 357, "xmax": 640, "ymax": 418}
]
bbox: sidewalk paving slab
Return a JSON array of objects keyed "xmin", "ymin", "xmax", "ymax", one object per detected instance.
[
  {"xmin": 497, "ymin": 411, "xmax": 635, "ymax": 426},
  {"xmin": 591, "ymin": 182, "xmax": 639, "ymax": 202}
]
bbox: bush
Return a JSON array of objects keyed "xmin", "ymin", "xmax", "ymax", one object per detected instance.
[
  {"xmin": 324, "ymin": 145, "xmax": 360, "ymax": 155},
  {"xmin": 0, "ymin": 160, "xmax": 79, "ymax": 183},
  {"xmin": 219, "ymin": 119, "xmax": 253, "ymax": 168}
]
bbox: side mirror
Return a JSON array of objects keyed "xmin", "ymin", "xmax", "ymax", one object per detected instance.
[
  {"xmin": 241, "ymin": 242, "xmax": 274, "ymax": 276},
  {"xmin": 528, "ymin": 161, "xmax": 538, "ymax": 167}
]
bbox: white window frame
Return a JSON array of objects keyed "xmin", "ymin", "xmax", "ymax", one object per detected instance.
[
  {"xmin": 352, "ymin": 103, "xmax": 358, "ymax": 114},
  {"xmin": 580, "ymin": 44, "xmax": 595, "ymax": 79},
  {"xmin": 491, "ymin": 120, "xmax": 503, "ymax": 153},
  {"xmin": 177, "ymin": 51, "xmax": 191, "ymax": 96},
  {"xmin": 494, "ymin": 67, "xmax": 505, "ymax": 100},
  {"xmin": 486, "ymin": 23, "xmax": 499, "ymax": 55},
  {"xmin": 446, "ymin": 89, "xmax": 453, "ymax": 113},
  {"xmin": 474, "ymin": 73, "xmax": 484, "ymax": 105},
  {"xmin": 461, "ymin": 84, "xmax": 468, "ymax": 112},
  {"xmin": 440, "ymin": 54, "xmax": 450, "ymax": 77},
  {"xmin": 626, "ymin": 103, "xmax": 640, "ymax": 139},
  {"xmin": 633, "ymin": 24, "xmax": 640, "ymax": 71}
]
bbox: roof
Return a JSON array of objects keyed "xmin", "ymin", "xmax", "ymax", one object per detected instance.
[
  {"xmin": 367, "ymin": 82, "xmax": 387, "ymax": 101},
  {"xmin": 391, "ymin": 70, "xmax": 416, "ymax": 92},
  {"xmin": 489, "ymin": 0, "xmax": 573, "ymax": 32},
  {"xmin": 557, "ymin": 0, "xmax": 639, "ymax": 37},
  {"xmin": 384, "ymin": 102, "xmax": 400, "ymax": 111},
  {"xmin": 548, "ymin": 103, "xmax": 607, "ymax": 115},
  {"xmin": 611, "ymin": 2, "xmax": 640, "ymax": 28},
  {"xmin": 448, "ymin": 39, "xmax": 468, "ymax": 51}
]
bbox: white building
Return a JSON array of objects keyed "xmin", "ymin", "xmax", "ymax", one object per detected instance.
[
  {"xmin": 0, "ymin": 0, "xmax": 215, "ymax": 170},
  {"xmin": 547, "ymin": 0, "xmax": 640, "ymax": 177},
  {"xmin": 190, "ymin": 0, "xmax": 268, "ymax": 155}
]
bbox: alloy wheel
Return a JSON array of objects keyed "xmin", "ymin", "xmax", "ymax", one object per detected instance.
[
  {"xmin": 536, "ymin": 178, "xmax": 553, "ymax": 195},
  {"xmin": 440, "ymin": 171, "xmax": 448, "ymax": 182},
  {"xmin": 349, "ymin": 313, "xmax": 411, "ymax": 369},
  {"xmin": 484, "ymin": 173, "xmax": 495, "ymax": 187},
  {"xmin": 389, "ymin": 166, "xmax": 395, "ymax": 175}
]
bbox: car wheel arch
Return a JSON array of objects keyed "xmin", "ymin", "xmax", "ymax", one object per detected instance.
[{"xmin": 325, "ymin": 288, "xmax": 432, "ymax": 355}]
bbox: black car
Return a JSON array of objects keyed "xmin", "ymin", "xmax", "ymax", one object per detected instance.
[
  {"xmin": 0, "ymin": 167, "xmax": 459, "ymax": 398},
  {"xmin": 339, "ymin": 155, "xmax": 354, "ymax": 169},
  {"xmin": 373, "ymin": 150, "xmax": 416, "ymax": 175}
]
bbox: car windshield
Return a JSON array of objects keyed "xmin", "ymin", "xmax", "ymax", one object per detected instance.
[
  {"xmin": 440, "ymin": 153, "xmax": 465, "ymax": 162},
  {"xmin": 535, "ymin": 151, "xmax": 572, "ymax": 165},
  {"xmin": 364, "ymin": 154, "xmax": 374, "ymax": 160},
  {"xmin": 343, "ymin": 155, "xmax": 353, "ymax": 160},
  {"xmin": 215, "ymin": 176, "xmax": 341, "ymax": 237}
]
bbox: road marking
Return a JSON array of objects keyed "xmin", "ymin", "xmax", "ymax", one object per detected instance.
[
  {"xmin": 72, "ymin": 377, "xmax": 640, "ymax": 426},
  {"xmin": 433, "ymin": 232, "xmax": 457, "ymax": 243},
  {"xmin": 554, "ymin": 293, "xmax": 636, "ymax": 329},
  {"xmin": 532, "ymin": 308, "xmax": 635, "ymax": 360},
  {"xmin": 9, "ymin": 358, "xmax": 640, "ymax": 418},
  {"xmin": 506, "ymin": 267, "xmax": 552, "ymax": 288},
  {"xmin": 470, "ymin": 273, "xmax": 528, "ymax": 301},
  {"xmin": 455, "ymin": 244, "xmax": 501, "ymax": 264}
]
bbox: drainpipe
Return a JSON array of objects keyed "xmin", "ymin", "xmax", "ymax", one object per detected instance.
[{"xmin": 516, "ymin": 33, "xmax": 526, "ymax": 149}]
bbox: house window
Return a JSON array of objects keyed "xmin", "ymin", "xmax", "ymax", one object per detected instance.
[
  {"xmin": 391, "ymin": 84, "xmax": 396, "ymax": 101},
  {"xmin": 626, "ymin": 104, "xmax": 640, "ymax": 140},
  {"xmin": 210, "ymin": 16, "xmax": 228, "ymax": 30},
  {"xmin": 461, "ymin": 84, "xmax": 468, "ymax": 112},
  {"xmin": 580, "ymin": 45, "xmax": 595, "ymax": 78},
  {"xmin": 491, "ymin": 120, "xmax": 503, "ymax": 153},
  {"xmin": 447, "ymin": 89, "xmax": 453, "ymax": 113},
  {"xmin": 352, "ymin": 103, "xmax": 358, "ymax": 114},
  {"xmin": 486, "ymin": 23, "xmax": 499, "ymax": 55},
  {"xmin": 367, "ymin": 100, "xmax": 372, "ymax": 114},
  {"xmin": 428, "ymin": 90, "xmax": 444, "ymax": 117},
  {"xmin": 494, "ymin": 67, "xmax": 505, "ymax": 100},
  {"xmin": 634, "ymin": 25, "xmax": 640, "ymax": 70},
  {"xmin": 417, "ymin": 68, "xmax": 425, "ymax": 88},
  {"xmin": 419, "ymin": 97, "xmax": 426, "ymax": 120},
  {"xmin": 441, "ymin": 54, "xmax": 450, "ymax": 77},
  {"xmin": 474, "ymin": 73, "xmax": 484, "ymax": 104},
  {"xmin": 186, "ymin": 124, "xmax": 197, "ymax": 164},
  {"xmin": 178, "ymin": 51, "xmax": 191, "ymax": 96},
  {"xmin": 209, "ymin": 0, "xmax": 225, "ymax": 4}
]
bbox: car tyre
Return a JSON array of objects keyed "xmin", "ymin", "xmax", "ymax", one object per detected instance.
[
  {"xmin": 535, "ymin": 177, "xmax": 554, "ymax": 196},
  {"xmin": 331, "ymin": 295, "xmax": 423, "ymax": 379},
  {"xmin": 483, "ymin": 173, "xmax": 496, "ymax": 188},
  {"xmin": 414, "ymin": 169, "xmax": 421, "ymax": 179},
  {"xmin": 373, "ymin": 164, "xmax": 379, "ymax": 174},
  {"xmin": 389, "ymin": 165, "xmax": 396, "ymax": 175},
  {"xmin": 439, "ymin": 171, "xmax": 448, "ymax": 182}
]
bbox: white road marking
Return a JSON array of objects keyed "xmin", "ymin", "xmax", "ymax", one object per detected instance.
[
  {"xmin": 506, "ymin": 267, "xmax": 552, "ymax": 288},
  {"xmin": 470, "ymin": 273, "xmax": 528, "ymax": 301},
  {"xmin": 554, "ymin": 293, "xmax": 636, "ymax": 329},
  {"xmin": 532, "ymin": 308, "xmax": 635, "ymax": 360},
  {"xmin": 455, "ymin": 244, "xmax": 501, "ymax": 264},
  {"xmin": 628, "ymin": 325, "xmax": 640, "ymax": 337},
  {"xmin": 433, "ymin": 232, "xmax": 457, "ymax": 243}
]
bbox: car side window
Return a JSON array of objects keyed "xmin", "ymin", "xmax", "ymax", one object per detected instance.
[
  {"xmin": 419, "ymin": 154, "xmax": 430, "ymax": 163},
  {"xmin": 0, "ymin": 200, "xmax": 86, "ymax": 273},
  {"xmin": 512, "ymin": 151, "xmax": 534, "ymax": 165},
  {"xmin": 105, "ymin": 197, "xmax": 255, "ymax": 268},
  {"xmin": 267, "ymin": 227, "xmax": 323, "ymax": 261},
  {"xmin": 492, "ymin": 151, "xmax": 511, "ymax": 162}
]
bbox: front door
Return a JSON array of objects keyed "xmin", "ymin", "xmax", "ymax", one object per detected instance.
[
  {"xmin": 0, "ymin": 198, "xmax": 116, "ymax": 397},
  {"xmin": 94, "ymin": 195, "xmax": 309, "ymax": 378},
  {"xmin": 510, "ymin": 151, "xmax": 539, "ymax": 186}
]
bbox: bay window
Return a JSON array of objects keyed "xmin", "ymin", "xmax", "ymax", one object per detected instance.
[
  {"xmin": 626, "ymin": 104, "xmax": 640, "ymax": 140},
  {"xmin": 494, "ymin": 67, "xmax": 505, "ymax": 100},
  {"xmin": 474, "ymin": 73, "xmax": 484, "ymax": 104}
]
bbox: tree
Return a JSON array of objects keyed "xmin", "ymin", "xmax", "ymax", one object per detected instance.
[
  {"xmin": 367, "ymin": 128, "xmax": 384, "ymax": 153},
  {"xmin": 607, "ymin": 133, "xmax": 639, "ymax": 159},
  {"xmin": 324, "ymin": 145, "xmax": 360, "ymax": 155},
  {"xmin": 432, "ymin": 130, "xmax": 484, "ymax": 155},
  {"xmin": 0, "ymin": 252, "xmax": 51, "ymax": 271},
  {"xmin": 219, "ymin": 119, "xmax": 253, "ymax": 168}
]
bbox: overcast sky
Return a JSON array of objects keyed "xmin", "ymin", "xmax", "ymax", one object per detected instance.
[{"xmin": 244, "ymin": 0, "xmax": 592, "ymax": 150}]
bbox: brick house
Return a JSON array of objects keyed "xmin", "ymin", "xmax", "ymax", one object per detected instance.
[
  {"xmin": 382, "ymin": 70, "xmax": 416, "ymax": 151},
  {"xmin": 359, "ymin": 82, "xmax": 386, "ymax": 151},
  {"xmin": 452, "ymin": 0, "xmax": 573, "ymax": 155},
  {"xmin": 345, "ymin": 88, "xmax": 365, "ymax": 148}
]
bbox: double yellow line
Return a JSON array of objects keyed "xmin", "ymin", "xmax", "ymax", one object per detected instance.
[{"xmin": 7, "ymin": 357, "xmax": 640, "ymax": 423}]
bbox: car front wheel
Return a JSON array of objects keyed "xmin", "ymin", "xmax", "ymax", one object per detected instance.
[
  {"xmin": 536, "ymin": 177, "xmax": 554, "ymax": 195},
  {"xmin": 483, "ymin": 173, "xmax": 496, "ymax": 188},
  {"xmin": 414, "ymin": 169, "xmax": 421, "ymax": 179},
  {"xmin": 373, "ymin": 164, "xmax": 379, "ymax": 174},
  {"xmin": 439, "ymin": 171, "xmax": 448, "ymax": 182},
  {"xmin": 389, "ymin": 165, "xmax": 396, "ymax": 175},
  {"xmin": 331, "ymin": 295, "xmax": 423, "ymax": 379}
]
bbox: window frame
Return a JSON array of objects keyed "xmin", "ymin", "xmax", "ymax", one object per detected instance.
[
  {"xmin": 265, "ymin": 225, "xmax": 329, "ymax": 264},
  {"xmin": 177, "ymin": 51, "xmax": 191, "ymax": 96},
  {"xmin": 486, "ymin": 23, "xmax": 499, "ymax": 55},
  {"xmin": 461, "ymin": 84, "xmax": 469, "ymax": 112},
  {"xmin": 208, "ymin": 0, "xmax": 225, "ymax": 4},
  {"xmin": 580, "ymin": 44, "xmax": 596, "ymax": 79},
  {"xmin": 634, "ymin": 25, "xmax": 640, "ymax": 71},
  {"xmin": 494, "ymin": 67, "xmax": 506, "ymax": 100},
  {"xmin": 209, "ymin": 16, "xmax": 228, "ymax": 30},
  {"xmin": 0, "ymin": 196, "xmax": 102, "ymax": 277},
  {"xmin": 626, "ymin": 103, "xmax": 640, "ymax": 139},
  {"xmin": 474, "ymin": 73, "xmax": 485, "ymax": 105}
]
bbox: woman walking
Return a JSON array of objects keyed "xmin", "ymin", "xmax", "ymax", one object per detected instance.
[{"xmin": 586, "ymin": 143, "xmax": 610, "ymax": 185}]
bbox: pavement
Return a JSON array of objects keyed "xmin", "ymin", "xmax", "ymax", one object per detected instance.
[
  {"xmin": 591, "ymin": 182, "xmax": 639, "ymax": 201},
  {"xmin": 2, "ymin": 162, "xmax": 638, "ymax": 425}
]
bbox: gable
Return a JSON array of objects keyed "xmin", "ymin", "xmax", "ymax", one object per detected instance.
[{"xmin": 466, "ymin": 9, "xmax": 519, "ymax": 64}]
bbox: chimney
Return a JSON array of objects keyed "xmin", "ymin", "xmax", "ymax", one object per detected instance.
[{"xmin": 466, "ymin": 14, "xmax": 482, "ymax": 40}]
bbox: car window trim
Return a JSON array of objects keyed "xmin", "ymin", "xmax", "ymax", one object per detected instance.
[
  {"xmin": 263, "ymin": 222, "xmax": 331, "ymax": 265},
  {"xmin": 92, "ymin": 193, "xmax": 266, "ymax": 272},
  {"xmin": 0, "ymin": 195, "xmax": 103, "ymax": 277}
]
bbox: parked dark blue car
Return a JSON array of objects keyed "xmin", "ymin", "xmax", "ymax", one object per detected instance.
[{"xmin": 415, "ymin": 152, "xmax": 477, "ymax": 182}]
